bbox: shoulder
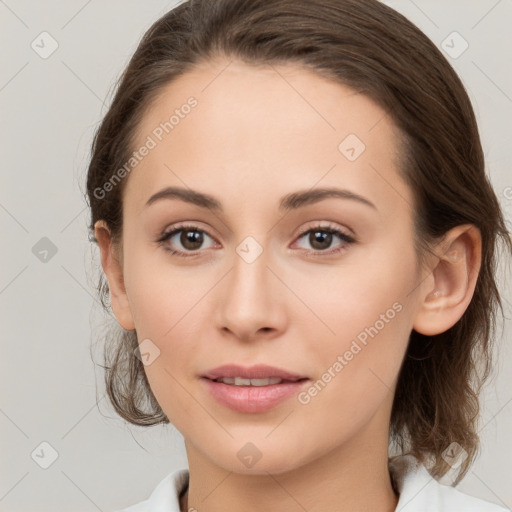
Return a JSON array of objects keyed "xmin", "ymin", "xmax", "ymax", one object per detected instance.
[
  {"xmin": 390, "ymin": 455, "xmax": 510, "ymax": 512},
  {"xmin": 115, "ymin": 468, "xmax": 189, "ymax": 512}
]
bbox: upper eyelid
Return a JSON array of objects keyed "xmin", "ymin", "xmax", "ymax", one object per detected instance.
[
  {"xmin": 295, "ymin": 221, "xmax": 355, "ymax": 239},
  {"xmin": 161, "ymin": 222, "xmax": 218, "ymax": 240}
]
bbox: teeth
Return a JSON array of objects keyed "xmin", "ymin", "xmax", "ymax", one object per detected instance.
[{"xmin": 217, "ymin": 377, "xmax": 283, "ymax": 386}]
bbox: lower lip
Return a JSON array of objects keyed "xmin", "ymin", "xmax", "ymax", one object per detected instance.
[{"xmin": 201, "ymin": 378, "xmax": 309, "ymax": 413}]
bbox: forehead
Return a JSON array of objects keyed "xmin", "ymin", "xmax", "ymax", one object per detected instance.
[{"xmin": 125, "ymin": 58, "xmax": 411, "ymax": 218}]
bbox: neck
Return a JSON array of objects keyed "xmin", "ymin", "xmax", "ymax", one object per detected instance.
[{"xmin": 180, "ymin": 413, "xmax": 398, "ymax": 512}]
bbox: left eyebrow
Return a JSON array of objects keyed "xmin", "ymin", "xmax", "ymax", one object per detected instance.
[
  {"xmin": 144, "ymin": 186, "xmax": 378, "ymax": 212},
  {"xmin": 279, "ymin": 187, "xmax": 377, "ymax": 212}
]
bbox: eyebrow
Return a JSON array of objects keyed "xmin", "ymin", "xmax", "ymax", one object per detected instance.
[{"xmin": 144, "ymin": 186, "xmax": 377, "ymax": 212}]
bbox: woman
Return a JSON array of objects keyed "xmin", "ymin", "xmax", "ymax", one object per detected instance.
[{"xmin": 86, "ymin": 0, "xmax": 511, "ymax": 510}]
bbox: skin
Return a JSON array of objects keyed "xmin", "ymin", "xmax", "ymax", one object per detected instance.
[{"xmin": 95, "ymin": 58, "xmax": 481, "ymax": 512}]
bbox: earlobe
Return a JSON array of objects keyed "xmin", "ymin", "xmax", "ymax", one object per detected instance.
[
  {"xmin": 413, "ymin": 225, "xmax": 482, "ymax": 336},
  {"xmin": 94, "ymin": 220, "xmax": 135, "ymax": 331}
]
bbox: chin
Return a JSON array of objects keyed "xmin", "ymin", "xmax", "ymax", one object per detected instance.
[{"xmin": 203, "ymin": 441, "xmax": 309, "ymax": 476}]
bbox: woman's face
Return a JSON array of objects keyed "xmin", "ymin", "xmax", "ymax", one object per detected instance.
[{"xmin": 114, "ymin": 58, "xmax": 428, "ymax": 473}]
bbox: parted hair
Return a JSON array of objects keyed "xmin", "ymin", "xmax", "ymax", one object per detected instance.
[{"xmin": 85, "ymin": 0, "xmax": 511, "ymax": 483}]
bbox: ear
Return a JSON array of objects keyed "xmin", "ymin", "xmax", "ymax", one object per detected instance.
[
  {"xmin": 413, "ymin": 224, "xmax": 482, "ymax": 336},
  {"xmin": 94, "ymin": 220, "xmax": 135, "ymax": 331}
]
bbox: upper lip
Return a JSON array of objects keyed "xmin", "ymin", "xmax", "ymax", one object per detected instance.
[{"xmin": 202, "ymin": 364, "xmax": 308, "ymax": 382}]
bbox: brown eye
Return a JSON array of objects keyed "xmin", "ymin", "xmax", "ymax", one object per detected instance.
[
  {"xmin": 157, "ymin": 224, "xmax": 217, "ymax": 256},
  {"xmin": 308, "ymin": 230, "xmax": 334, "ymax": 251},
  {"xmin": 294, "ymin": 225, "xmax": 356, "ymax": 254},
  {"xmin": 178, "ymin": 229, "xmax": 204, "ymax": 251}
]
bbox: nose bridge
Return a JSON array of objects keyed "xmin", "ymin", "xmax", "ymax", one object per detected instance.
[{"xmin": 216, "ymin": 237, "xmax": 283, "ymax": 338}]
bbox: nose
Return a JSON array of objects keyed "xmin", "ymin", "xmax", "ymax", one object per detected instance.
[{"xmin": 214, "ymin": 243, "xmax": 287, "ymax": 342}]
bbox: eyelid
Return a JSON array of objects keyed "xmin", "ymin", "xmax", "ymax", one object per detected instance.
[
  {"xmin": 158, "ymin": 221, "xmax": 218, "ymax": 239},
  {"xmin": 294, "ymin": 220, "xmax": 356, "ymax": 240}
]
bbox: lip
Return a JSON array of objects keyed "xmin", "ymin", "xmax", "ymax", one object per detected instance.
[
  {"xmin": 201, "ymin": 364, "xmax": 307, "ymax": 381},
  {"xmin": 200, "ymin": 364, "xmax": 310, "ymax": 413}
]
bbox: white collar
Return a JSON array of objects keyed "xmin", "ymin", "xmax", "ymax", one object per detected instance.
[{"xmin": 389, "ymin": 454, "xmax": 508, "ymax": 511}]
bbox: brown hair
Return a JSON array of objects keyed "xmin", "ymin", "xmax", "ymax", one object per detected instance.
[{"xmin": 85, "ymin": 0, "xmax": 511, "ymax": 483}]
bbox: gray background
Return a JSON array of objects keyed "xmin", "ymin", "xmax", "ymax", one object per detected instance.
[{"xmin": 1, "ymin": 0, "xmax": 511, "ymax": 510}]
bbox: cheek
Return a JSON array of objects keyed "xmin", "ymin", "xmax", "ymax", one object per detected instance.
[
  {"xmin": 300, "ymin": 245, "xmax": 415, "ymax": 354},
  {"xmin": 304, "ymin": 300, "xmax": 411, "ymax": 405},
  {"xmin": 292, "ymin": 298, "xmax": 413, "ymax": 459},
  {"xmin": 122, "ymin": 246, "xmax": 214, "ymax": 388},
  {"xmin": 298, "ymin": 238, "xmax": 417, "ymax": 402},
  {"xmin": 123, "ymin": 238, "xmax": 205, "ymax": 337}
]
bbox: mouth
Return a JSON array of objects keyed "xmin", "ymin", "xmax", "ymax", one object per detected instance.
[
  {"xmin": 201, "ymin": 363, "xmax": 308, "ymax": 382},
  {"xmin": 200, "ymin": 364, "xmax": 310, "ymax": 413},
  {"xmin": 206, "ymin": 376, "xmax": 308, "ymax": 386}
]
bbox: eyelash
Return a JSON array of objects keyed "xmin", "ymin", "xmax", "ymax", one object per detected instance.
[{"xmin": 156, "ymin": 222, "xmax": 356, "ymax": 258}]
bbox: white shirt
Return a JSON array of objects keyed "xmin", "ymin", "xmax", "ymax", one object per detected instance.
[{"xmin": 117, "ymin": 455, "xmax": 510, "ymax": 511}]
